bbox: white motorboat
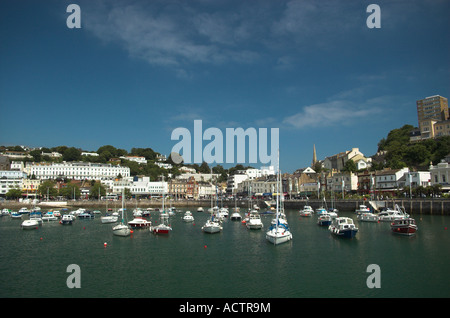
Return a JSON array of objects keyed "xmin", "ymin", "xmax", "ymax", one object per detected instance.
[
  {"xmin": 230, "ymin": 212, "xmax": 242, "ymax": 221},
  {"xmin": 182, "ymin": 211, "xmax": 194, "ymax": 222},
  {"xmin": 18, "ymin": 207, "xmax": 30, "ymax": 214},
  {"xmin": 246, "ymin": 210, "xmax": 263, "ymax": 230},
  {"xmin": 1, "ymin": 208, "xmax": 11, "ymax": 216},
  {"xmin": 329, "ymin": 217, "xmax": 358, "ymax": 238},
  {"xmin": 113, "ymin": 188, "xmax": 131, "ymax": 237},
  {"xmin": 378, "ymin": 205, "xmax": 408, "ymax": 222},
  {"xmin": 10, "ymin": 212, "xmax": 22, "ymax": 219},
  {"xmin": 21, "ymin": 219, "xmax": 39, "ymax": 229},
  {"xmin": 355, "ymin": 204, "xmax": 371, "ymax": 215},
  {"xmin": 197, "ymin": 207, "xmax": 204, "ymax": 212},
  {"xmin": 101, "ymin": 214, "xmax": 118, "ymax": 224},
  {"xmin": 42, "ymin": 211, "xmax": 58, "ymax": 222},
  {"xmin": 299, "ymin": 206, "xmax": 313, "ymax": 217},
  {"xmin": 128, "ymin": 217, "xmax": 151, "ymax": 228},
  {"xmin": 60, "ymin": 214, "xmax": 75, "ymax": 225},
  {"xmin": 357, "ymin": 212, "xmax": 379, "ymax": 222}
]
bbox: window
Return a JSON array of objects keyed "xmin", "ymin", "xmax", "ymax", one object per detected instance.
[{"xmin": 442, "ymin": 175, "xmax": 446, "ymax": 183}]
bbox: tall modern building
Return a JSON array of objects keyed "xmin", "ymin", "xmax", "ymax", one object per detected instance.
[{"xmin": 416, "ymin": 95, "xmax": 449, "ymax": 138}]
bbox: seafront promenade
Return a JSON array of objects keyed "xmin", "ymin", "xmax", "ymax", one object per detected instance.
[{"xmin": 1, "ymin": 198, "xmax": 449, "ymax": 215}]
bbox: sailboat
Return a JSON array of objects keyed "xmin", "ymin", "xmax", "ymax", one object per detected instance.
[
  {"xmin": 112, "ymin": 188, "xmax": 131, "ymax": 237},
  {"xmin": 202, "ymin": 173, "xmax": 222, "ymax": 233},
  {"xmin": 151, "ymin": 176, "xmax": 172, "ymax": 234},
  {"xmin": 266, "ymin": 151, "xmax": 293, "ymax": 245}
]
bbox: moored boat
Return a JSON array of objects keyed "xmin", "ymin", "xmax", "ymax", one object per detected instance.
[
  {"xmin": 317, "ymin": 214, "xmax": 332, "ymax": 226},
  {"xmin": 378, "ymin": 205, "xmax": 408, "ymax": 222},
  {"xmin": 21, "ymin": 219, "xmax": 39, "ymax": 229},
  {"xmin": 182, "ymin": 211, "xmax": 194, "ymax": 222},
  {"xmin": 128, "ymin": 217, "xmax": 151, "ymax": 228},
  {"xmin": 60, "ymin": 214, "xmax": 75, "ymax": 225},
  {"xmin": 355, "ymin": 204, "xmax": 370, "ymax": 215},
  {"xmin": 230, "ymin": 211, "xmax": 242, "ymax": 221},
  {"xmin": 391, "ymin": 218, "xmax": 417, "ymax": 236},
  {"xmin": 329, "ymin": 217, "xmax": 358, "ymax": 238},
  {"xmin": 246, "ymin": 210, "xmax": 263, "ymax": 230},
  {"xmin": 42, "ymin": 211, "xmax": 58, "ymax": 221},
  {"xmin": 357, "ymin": 212, "xmax": 379, "ymax": 222},
  {"xmin": 201, "ymin": 217, "xmax": 222, "ymax": 233},
  {"xmin": 113, "ymin": 189, "xmax": 131, "ymax": 237}
]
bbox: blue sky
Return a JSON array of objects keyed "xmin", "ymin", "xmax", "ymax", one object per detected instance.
[{"xmin": 1, "ymin": 0, "xmax": 449, "ymax": 173}]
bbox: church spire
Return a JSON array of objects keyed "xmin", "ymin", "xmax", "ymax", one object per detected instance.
[{"xmin": 312, "ymin": 144, "xmax": 317, "ymax": 167}]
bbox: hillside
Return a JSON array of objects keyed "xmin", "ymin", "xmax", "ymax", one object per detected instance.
[{"xmin": 373, "ymin": 124, "xmax": 450, "ymax": 170}]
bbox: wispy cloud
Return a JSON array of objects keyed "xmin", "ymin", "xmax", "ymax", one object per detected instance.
[{"xmin": 282, "ymin": 98, "xmax": 384, "ymax": 129}]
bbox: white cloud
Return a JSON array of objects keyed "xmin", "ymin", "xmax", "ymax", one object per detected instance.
[{"xmin": 282, "ymin": 99, "xmax": 381, "ymax": 129}]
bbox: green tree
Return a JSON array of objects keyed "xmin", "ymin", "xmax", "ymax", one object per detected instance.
[
  {"xmin": 60, "ymin": 183, "xmax": 81, "ymax": 199},
  {"xmin": 63, "ymin": 147, "xmax": 82, "ymax": 161},
  {"xmin": 343, "ymin": 159, "xmax": 357, "ymax": 172},
  {"xmin": 38, "ymin": 180, "xmax": 58, "ymax": 198},
  {"xmin": 5, "ymin": 187, "xmax": 22, "ymax": 199},
  {"xmin": 89, "ymin": 182, "xmax": 106, "ymax": 199}
]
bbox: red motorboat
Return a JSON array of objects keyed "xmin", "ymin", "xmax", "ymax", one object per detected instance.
[{"xmin": 391, "ymin": 218, "xmax": 417, "ymax": 236}]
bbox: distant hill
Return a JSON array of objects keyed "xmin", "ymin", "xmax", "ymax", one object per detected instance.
[{"xmin": 372, "ymin": 124, "xmax": 450, "ymax": 170}]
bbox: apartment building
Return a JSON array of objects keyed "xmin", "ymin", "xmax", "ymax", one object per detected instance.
[{"xmin": 25, "ymin": 162, "xmax": 130, "ymax": 180}]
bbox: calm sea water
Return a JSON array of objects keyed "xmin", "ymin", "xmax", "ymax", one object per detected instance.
[{"xmin": 0, "ymin": 207, "xmax": 449, "ymax": 298}]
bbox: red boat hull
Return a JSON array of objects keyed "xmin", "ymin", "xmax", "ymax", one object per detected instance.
[{"xmin": 391, "ymin": 225, "xmax": 417, "ymax": 235}]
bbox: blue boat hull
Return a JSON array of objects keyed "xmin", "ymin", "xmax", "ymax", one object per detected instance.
[
  {"xmin": 318, "ymin": 220, "xmax": 331, "ymax": 226},
  {"xmin": 337, "ymin": 229, "xmax": 358, "ymax": 238}
]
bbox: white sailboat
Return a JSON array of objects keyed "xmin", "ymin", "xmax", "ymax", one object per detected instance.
[
  {"xmin": 202, "ymin": 174, "xmax": 222, "ymax": 233},
  {"xmin": 266, "ymin": 150, "xmax": 292, "ymax": 245},
  {"xmin": 151, "ymin": 176, "xmax": 172, "ymax": 234},
  {"xmin": 112, "ymin": 188, "xmax": 131, "ymax": 237}
]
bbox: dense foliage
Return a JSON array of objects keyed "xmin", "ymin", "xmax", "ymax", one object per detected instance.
[{"xmin": 375, "ymin": 124, "xmax": 450, "ymax": 169}]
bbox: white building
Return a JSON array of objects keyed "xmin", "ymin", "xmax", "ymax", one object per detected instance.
[
  {"xmin": 226, "ymin": 173, "xmax": 249, "ymax": 194},
  {"xmin": 102, "ymin": 176, "xmax": 168, "ymax": 197},
  {"xmin": 404, "ymin": 171, "xmax": 431, "ymax": 188},
  {"xmin": 120, "ymin": 156, "xmax": 147, "ymax": 165},
  {"xmin": 81, "ymin": 152, "xmax": 99, "ymax": 157},
  {"xmin": 430, "ymin": 161, "xmax": 450, "ymax": 191},
  {"xmin": 25, "ymin": 162, "xmax": 130, "ymax": 181},
  {"xmin": 156, "ymin": 162, "xmax": 173, "ymax": 169},
  {"xmin": 375, "ymin": 168, "xmax": 409, "ymax": 191},
  {"xmin": 0, "ymin": 171, "xmax": 26, "ymax": 196}
]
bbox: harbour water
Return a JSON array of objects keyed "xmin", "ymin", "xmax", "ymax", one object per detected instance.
[{"xmin": 0, "ymin": 208, "xmax": 449, "ymax": 299}]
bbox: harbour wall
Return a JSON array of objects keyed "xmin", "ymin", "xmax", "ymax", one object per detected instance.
[{"xmin": 1, "ymin": 199, "xmax": 449, "ymax": 215}]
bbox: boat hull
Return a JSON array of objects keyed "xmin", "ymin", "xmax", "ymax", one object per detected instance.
[
  {"xmin": 113, "ymin": 225, "xmax": 131, "ymax": 236},
  {"xmin": 21, "ymin": 220, "xmax": 39, "ymax": 229},
  {"xmin": 391, "ymin": 225, "xmax": 417, "ymax": 236},
  {"xmin": 266, "ymin": 229, "xmax": 292, "ymax": 245},
  {"xmin": 202, "ymin": 225, "xmax": 222, "ymax": 233},
  {"xmin": 329, "ymin": 227, "xmax": 358, "ymax": 238}
]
